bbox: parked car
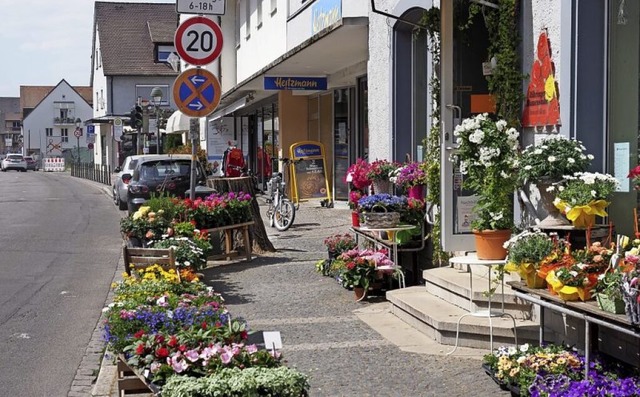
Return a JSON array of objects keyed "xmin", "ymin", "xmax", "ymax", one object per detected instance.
[
  {"xmin": 124, "ymin": 154, "xmax": 210, "ymax": 215},
  {"xmin": 113, "ymin": 155, "xmax": 146, "ymax": 211},
  {"xmin": 1, "ymin": 154, "xmax": 27, "ymax": 172},
  {"xmin": 24, "ymin": 156, "xmax": 38, "ymax": 171}
]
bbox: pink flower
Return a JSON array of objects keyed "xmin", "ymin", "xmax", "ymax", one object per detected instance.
[
  {"xmin": 220, "ymin": 351, "xmax": 233, "ymax": 364},
  {"xmin": 245, "ymin": 344, "xmax": 258, "ymax": 354},
  {"xmin": 184, "ymin": 349, "xmax": 200, "ymax": 362},
  {"xmin": 168, "ymin": 354, "xmax": 189, "ymax": 373}
]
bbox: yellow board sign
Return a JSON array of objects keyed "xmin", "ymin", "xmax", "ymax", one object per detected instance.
[{"xmin": 289, "ymin": 141, "xmax": 332, "ymax": 203}]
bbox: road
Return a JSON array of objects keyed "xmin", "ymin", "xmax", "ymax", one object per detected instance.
[{"xmin": 0, "ymin": 171, "xmax": 121, "ymax": 396}]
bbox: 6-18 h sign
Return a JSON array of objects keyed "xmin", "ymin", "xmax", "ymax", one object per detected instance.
[{"xmin": 177, "ymin": 0, "xmax": 226, "ymax": 15}]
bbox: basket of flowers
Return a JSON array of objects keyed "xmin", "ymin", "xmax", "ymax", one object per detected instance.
[
  {"xmin": 504, "ymin": 230, "xmax": 555, "ymax": 288},
  {"xmin": 357, "ymin": 194, "xmax": 407, "ymax": 229},
  {"xmin": 595, "ymin": 268, "xmax": 626, "ymax": 314},
  {"xmin": 366, "ymin": 159, "xmax": 399, "ymax": 195},
  {"xmin": 545, "ymin": 264, "xmax": 595, "ymax": 301}
]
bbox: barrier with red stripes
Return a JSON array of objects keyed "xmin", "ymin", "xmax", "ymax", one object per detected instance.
[{"xmin": 43, "ymin": 157, "xmax": 66, "ymax": 172}]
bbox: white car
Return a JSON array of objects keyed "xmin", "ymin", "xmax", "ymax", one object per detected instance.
[{"xmin": 1, "ymin": 154, "xmax": 27, "ymax": 172}]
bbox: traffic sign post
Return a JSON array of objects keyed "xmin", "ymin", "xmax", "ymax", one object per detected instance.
[
  {"xmin": 175, "ymin": 16, "xmax": 223, "ymax": 66},
  {"xmin": 176, "ymin": 0, "xmax": 226, "ymax": 15},
  {"xmin": 172, "ymin": 68, "xmax": 221, "ymax": 118},
  {"xmin": 74, "ymin": 127, "xmax": 83, "ymax": 164}
]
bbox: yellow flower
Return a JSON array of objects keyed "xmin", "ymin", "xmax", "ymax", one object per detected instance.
[{"xmin": 132, "ymin": 206, "xmax": 151, "ymax": 220}]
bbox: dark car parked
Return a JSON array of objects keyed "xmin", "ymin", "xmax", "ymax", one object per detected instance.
[
  {"xmin": 24, "ymin": 156, "xmax": 39, "ymax": 171},
  {"xmin": 124, "ymin": 154, "xmax": 211, "ymax": 215}
]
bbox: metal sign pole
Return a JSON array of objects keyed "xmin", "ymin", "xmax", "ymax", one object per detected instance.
[{"xmin": 189, "ymin": 118, "xmax": 199, "ymax": 200}]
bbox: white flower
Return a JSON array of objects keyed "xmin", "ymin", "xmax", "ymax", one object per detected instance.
[
  {"xmin": 567, "ymin": 158, "xmax": 575, "ymax": 164},
  {"xmin": 469, "ymin": 129, "xmax": 485, "ymax": 144},
  {"xmin": 534, "ymin": 149, "xmax": 543, "ymax": 155},
  {"xmin": 546, "ymin": 186, "xmax": 555, "ymax": 192},
  {"xmin": 558, "ymin": 186, "xmax": 565, "ymax": 192},
  {"xmin": 496, "ymin": 120, "xmax": 507, "ymax": 131},
  {"xmin": 548, "ymin": 156, "xmax": 556, "ymax": 162},
  {"xmin": 591, "ymin": 190, "xmax": 597, "ymax": 197},
  {"xmin": 524, "ymin": 165, "xmax": 532, "ymax": 171},
  {"xmin": 587, "ymin": 154, "xmax": 595, "ymax": 160},
  {"xmin": 519, "ymin": 343, "xmax": 530, "ymax": 353},
  {"xmin": 456, "ymin": 138, "xmax": 462, "ymax": 144}
]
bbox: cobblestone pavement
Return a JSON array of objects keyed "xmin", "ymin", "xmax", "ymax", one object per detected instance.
[{"xmin": 201, "ymin": 200, "xmax": 511, "ymax": 397}]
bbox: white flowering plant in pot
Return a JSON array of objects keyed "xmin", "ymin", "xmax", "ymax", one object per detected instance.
[
  {"xmin": 550, "ymin": 172, "xmax": 619, "ymax": 229},
  {"xmin": 518, "ymin": 136, "xmax": 593, "ymax": 185},
  {"xmin": 449, "ymin": 113, "xmax": 520, "ymax": 231}
]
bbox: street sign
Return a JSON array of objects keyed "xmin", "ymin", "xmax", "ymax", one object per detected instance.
[
  {"xmin": 175, "ymin": 16, "xmax": 223, "ymax": 66},
  {"xmin": 87, "ymin": 143, "xmax": 94, "ymax": 150},
  {"xmin": 173, "ymin": 68, "xmax": 221, "ymax": 118},
  {"xmin": 176, "ymin": 0, "xmax": 226, "ymax": 15},
  {"xmin": 86, "ymin": 125, "xmax": 95, "ymax": 135},
  {"xmin": 74, "ymin": 127, "xmax": 83, "ymax": 138},
  {"xmin": 113, "ymin": 117, "xmax": 123, "ymax": 142}
]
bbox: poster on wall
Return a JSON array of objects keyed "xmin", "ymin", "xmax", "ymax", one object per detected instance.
[
  {"xmin": 521, "ymin": 30, "xmax": 561, "ymax": 128},
  {"xmin": 207, "ymin": 116, "xmax": 234, "ymax": 176},
  {"xmin": 289, "ymin": 141, "xmax": 332, "ymax": 203}
]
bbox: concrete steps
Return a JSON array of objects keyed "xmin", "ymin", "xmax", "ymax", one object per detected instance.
[{"xmin": 386, "ymin": 265, "xmax": 540, "ymax": 350}]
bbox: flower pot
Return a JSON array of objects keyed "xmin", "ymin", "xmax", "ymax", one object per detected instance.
[
  {"xmin": 354, "ymin": 287, "xmax": 366, "ymax": 301},
  {"xmin": 525, "ymin": 271, "xmax": 547, "ymax": 289},
  {"xmin": 372, "ymin": 180, "xmax": 392, "ymax": 195},
  {"xmin": 596, "ymin": 293, "xmax": 625, "ymax": 314},
  {"xmin": 351, "ymin": 211, "xmax": 360, "ymax": 227},
  {"xmin": 407, "ymin": 185, "xmax": 425, "ymax": 200},
  {"xmin": 473, "ymin": 229, "xmax": 511, "ymax": 260},
  {"xmin": 536, "ymin": 181, "xmax": 570, "ymax": 227}
]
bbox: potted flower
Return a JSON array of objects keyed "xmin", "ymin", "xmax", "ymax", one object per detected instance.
[
  {"xmin": 518, "ymin": 136, "xmax": 593, "ymax": 227},
  {"xmin": 348, "ymin": 189, "xmax": 365, "ymax": 226},
  {"xmin": 389, "ymin": 161, "xmax": 428, "ymax": 199},
  {"xmin": 337, "ymin": 248, "xmax": 395, "ymax": 300},
  {"xmin": 366, "ymin": 159, "xmax": 399, "ymax": 195},
  {"xmin": 449, "ymin": 113, "xmax": 520, "ymax": 259},
  {"xmin": 323, "ymin": 233, "xmax": 357, "ymax": 260},
  {"xmin": 545, "ymin": 264, "xmax": 594, "ymax": 301},
  {"xmin": 594, "ymin": 268, "xmax": 626, "ymax": 314},
  {"xmin": 504, "ymin": 230, "xmax": 555, "ymax": 288},
  {"xmin": 345, "ymin": 158, "xmax": 371, "ymax": 190},
  {"xmin": 357, "ymin": 193, "xmax": 408, "ymax": 229},
  {"xmin": 550, "ymin": 171, "xmax": 619, "ymax": 229}
]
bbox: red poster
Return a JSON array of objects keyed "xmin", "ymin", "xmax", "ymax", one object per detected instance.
[{"xmin": 522, "ymin": 31, "xmax": 561, "ymax": 127}]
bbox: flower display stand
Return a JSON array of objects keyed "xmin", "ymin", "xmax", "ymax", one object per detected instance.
[{"xmin": 203, "ymin": 221, "xmax": 255, "ymax": 262}]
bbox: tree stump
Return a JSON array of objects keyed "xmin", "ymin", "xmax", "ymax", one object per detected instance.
[{"xmin": 206, "ymin": 176, "xmax": 275, "ymax": 253}]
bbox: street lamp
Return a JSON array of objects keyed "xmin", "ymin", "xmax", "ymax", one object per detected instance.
[
  {"xmin": 151, "ymin": 87, "xmax": 163, "ymax": 154},
  {"xmin": 75, "ymin": 118, "xmax": 82, "ymax": 163}
]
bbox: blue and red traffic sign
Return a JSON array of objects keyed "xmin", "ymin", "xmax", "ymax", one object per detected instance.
[{"xmin": 172, "ymin": 68, "xmax": 221, "ymax": 118}]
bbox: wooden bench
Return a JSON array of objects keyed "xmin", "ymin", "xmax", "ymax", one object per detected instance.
[
  {"xmin": 122, "ymin": 246, "xmax": 179, "ymax": 280},
  {"xmin": 203, "ymin": 221, "xmax": 254, "ymax": 262},
  {"xmin": 117, "ymin": 354, "xmax": 157, "ymax": 396}
]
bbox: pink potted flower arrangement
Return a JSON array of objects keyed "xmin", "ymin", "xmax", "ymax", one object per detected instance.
[{"xmin": 390, "ymin": 161, "xmax": 428, "ymax": 199}]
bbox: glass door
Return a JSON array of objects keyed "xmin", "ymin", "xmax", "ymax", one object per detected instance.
[{"xmin": 440, "ymin": 1, "xmax": 493, "ymax": 252}]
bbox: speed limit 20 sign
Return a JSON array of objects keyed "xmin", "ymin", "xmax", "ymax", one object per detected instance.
[{"xmin": 174, "ymin": 16, "xmax": 223, "ymax": 66}]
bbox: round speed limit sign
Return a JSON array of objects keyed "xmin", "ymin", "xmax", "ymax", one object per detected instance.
[{"xmin": 174, "ymin": 16, "xmax": 223, "ymax": 66}]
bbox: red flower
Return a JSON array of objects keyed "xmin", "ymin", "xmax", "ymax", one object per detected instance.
[
  {"xmin": 178, "ymin": 344, "xmax": 187, "ymax": 352},
  {"xmin": 135, "ymin": 343, "xmax": 146, "ymax": 355},
  {"xmin": 134, "ymin": 330, "xmax": 145, "ymax": 339},
  {"xmin": 201, "ymin": 321, "xmax": 208, "ymax": 330},
  {"xmin": 155, "ymin": 335, "xmax": 165, "ymax": 344},
  {"xmin": 168, "ymin": 336, "xmax": 179, "ymax": 348},
  {"xmin": 240, "ymin": 330, "xmax": 248, "ymax": 340},
  {"xmin": 155, "ymin": 347, "xmax": 170, "ymax": 359},
  {"xmin": 628, "ymin": 165, "xmax": 640, "ymax": 178}
]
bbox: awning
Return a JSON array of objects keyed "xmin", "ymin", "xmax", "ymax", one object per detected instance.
[
  {"xmin": 165, "ymin": 111, "xmax": 191, "ymax": 134},
  {"xmin": 209, "ymin": 95, "xmax": 250, "ymax": 122}
]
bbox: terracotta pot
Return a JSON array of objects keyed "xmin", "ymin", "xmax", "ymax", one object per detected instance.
[
  {"xmin": 354, "ymin": 287, "xmax": 366, "ymax": 301},
  {"xmin": 473, "ymin": 229, "xmax": 511, "ymax": 260},
  {"xmin": 351, "ymin": 211, "xmax": 360, "ymax": 227},
  {"xmin": 407, "ymin": 185, "xmax": 425, "ymax": 200}
]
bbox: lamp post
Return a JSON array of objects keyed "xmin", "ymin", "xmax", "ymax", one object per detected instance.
[
  {"xmin": 150, "ymin": 87, "xmax": 163, "ymax": 154},
  {"xmin": 75, "ymin": 118, "xmax": 82, "ymax": 163}
]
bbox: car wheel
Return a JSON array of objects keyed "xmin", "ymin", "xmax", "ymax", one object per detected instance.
[{"xmin": 117, "ymin": 194, "xmax": 128, "ymax": 211}]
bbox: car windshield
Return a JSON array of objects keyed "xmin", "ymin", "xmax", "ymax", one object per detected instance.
[
  {"xmin": 137, "ymin": 160, "xmax": 192, "ymax": 180},
  {"xmin": 7, "ymin": 155, "xmax": 23, "ymax": 160}
]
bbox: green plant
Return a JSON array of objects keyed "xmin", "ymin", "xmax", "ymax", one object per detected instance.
[
  {"xmin": 504, "ymin": 230, "xmax": 555, "ymax": 266},
  {"xmin": 146, "ymin": 193, "xmax": 181, "ymax": 220},
  {"xmin": 162, "ymin": 367, "xmax": 310, "ymax": 397},
  {"xmin": 449, "ymin": 113, "xmax": 519, "ymax": 230},
  {"xmin": 518, "ymin": 136, "xmax": 593, "ymax": 184},
  {"xmin": 551, "ymin": 172, "xmax": 619, "ymax": 208},
  {"xmin": 151, "ymin": 234, "xmax": 213, "ymax": 270},
  {"xmin": 339, "ymin": 256, "xmax": 377, "ymax": 290},
  {"xmin": 595, "ymin": 269, "xmax": 625, "ymax": 301},
  {"xmin": 323, "ymin": 233, "xmax": 357, "ymax": 254},
  {"xmin": 366, "ymin": 159, "xmax": 399, "ymax": 181}
]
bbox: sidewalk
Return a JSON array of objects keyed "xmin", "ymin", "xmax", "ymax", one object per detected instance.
[{"xmin": 81, "ymin": 185, "xmax": 506, "ymax": 396}]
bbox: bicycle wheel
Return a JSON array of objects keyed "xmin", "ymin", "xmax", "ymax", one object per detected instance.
[{"xmin": 273, "ymin": 199, "xmax": 296, "ymax": 231}]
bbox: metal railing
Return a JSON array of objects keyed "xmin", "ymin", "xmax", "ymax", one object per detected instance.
[{"xmin": 70, "ymin": 162, "xmax": 111, "ymax": 186}]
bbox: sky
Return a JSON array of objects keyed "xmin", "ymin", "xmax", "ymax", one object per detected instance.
[{"xmin": 0, "ymin": 0, "xmax": 175, "ymax": 98}]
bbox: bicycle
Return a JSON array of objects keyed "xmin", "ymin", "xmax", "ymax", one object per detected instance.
[{"xmin": 265, "ymin": 157, "xmax": 300, "ymax": 231}]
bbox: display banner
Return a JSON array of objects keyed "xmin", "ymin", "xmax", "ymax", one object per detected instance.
[{"xmin": 289, "ymin": 141, "xmax": 331, "ymax": 203}]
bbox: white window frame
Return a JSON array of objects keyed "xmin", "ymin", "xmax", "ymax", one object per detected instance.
[
  {"xmin": 45, "ymin": 128, "xmax": 53, "ymax": 137},
  {"xmin": 61, "ymin": 128, "xmax": 69, "ymax": 143}
]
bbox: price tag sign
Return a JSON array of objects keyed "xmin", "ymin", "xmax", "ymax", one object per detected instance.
[{"xmin": 177, "ymin": 0, "xmax": 226, "ymax": 15}]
